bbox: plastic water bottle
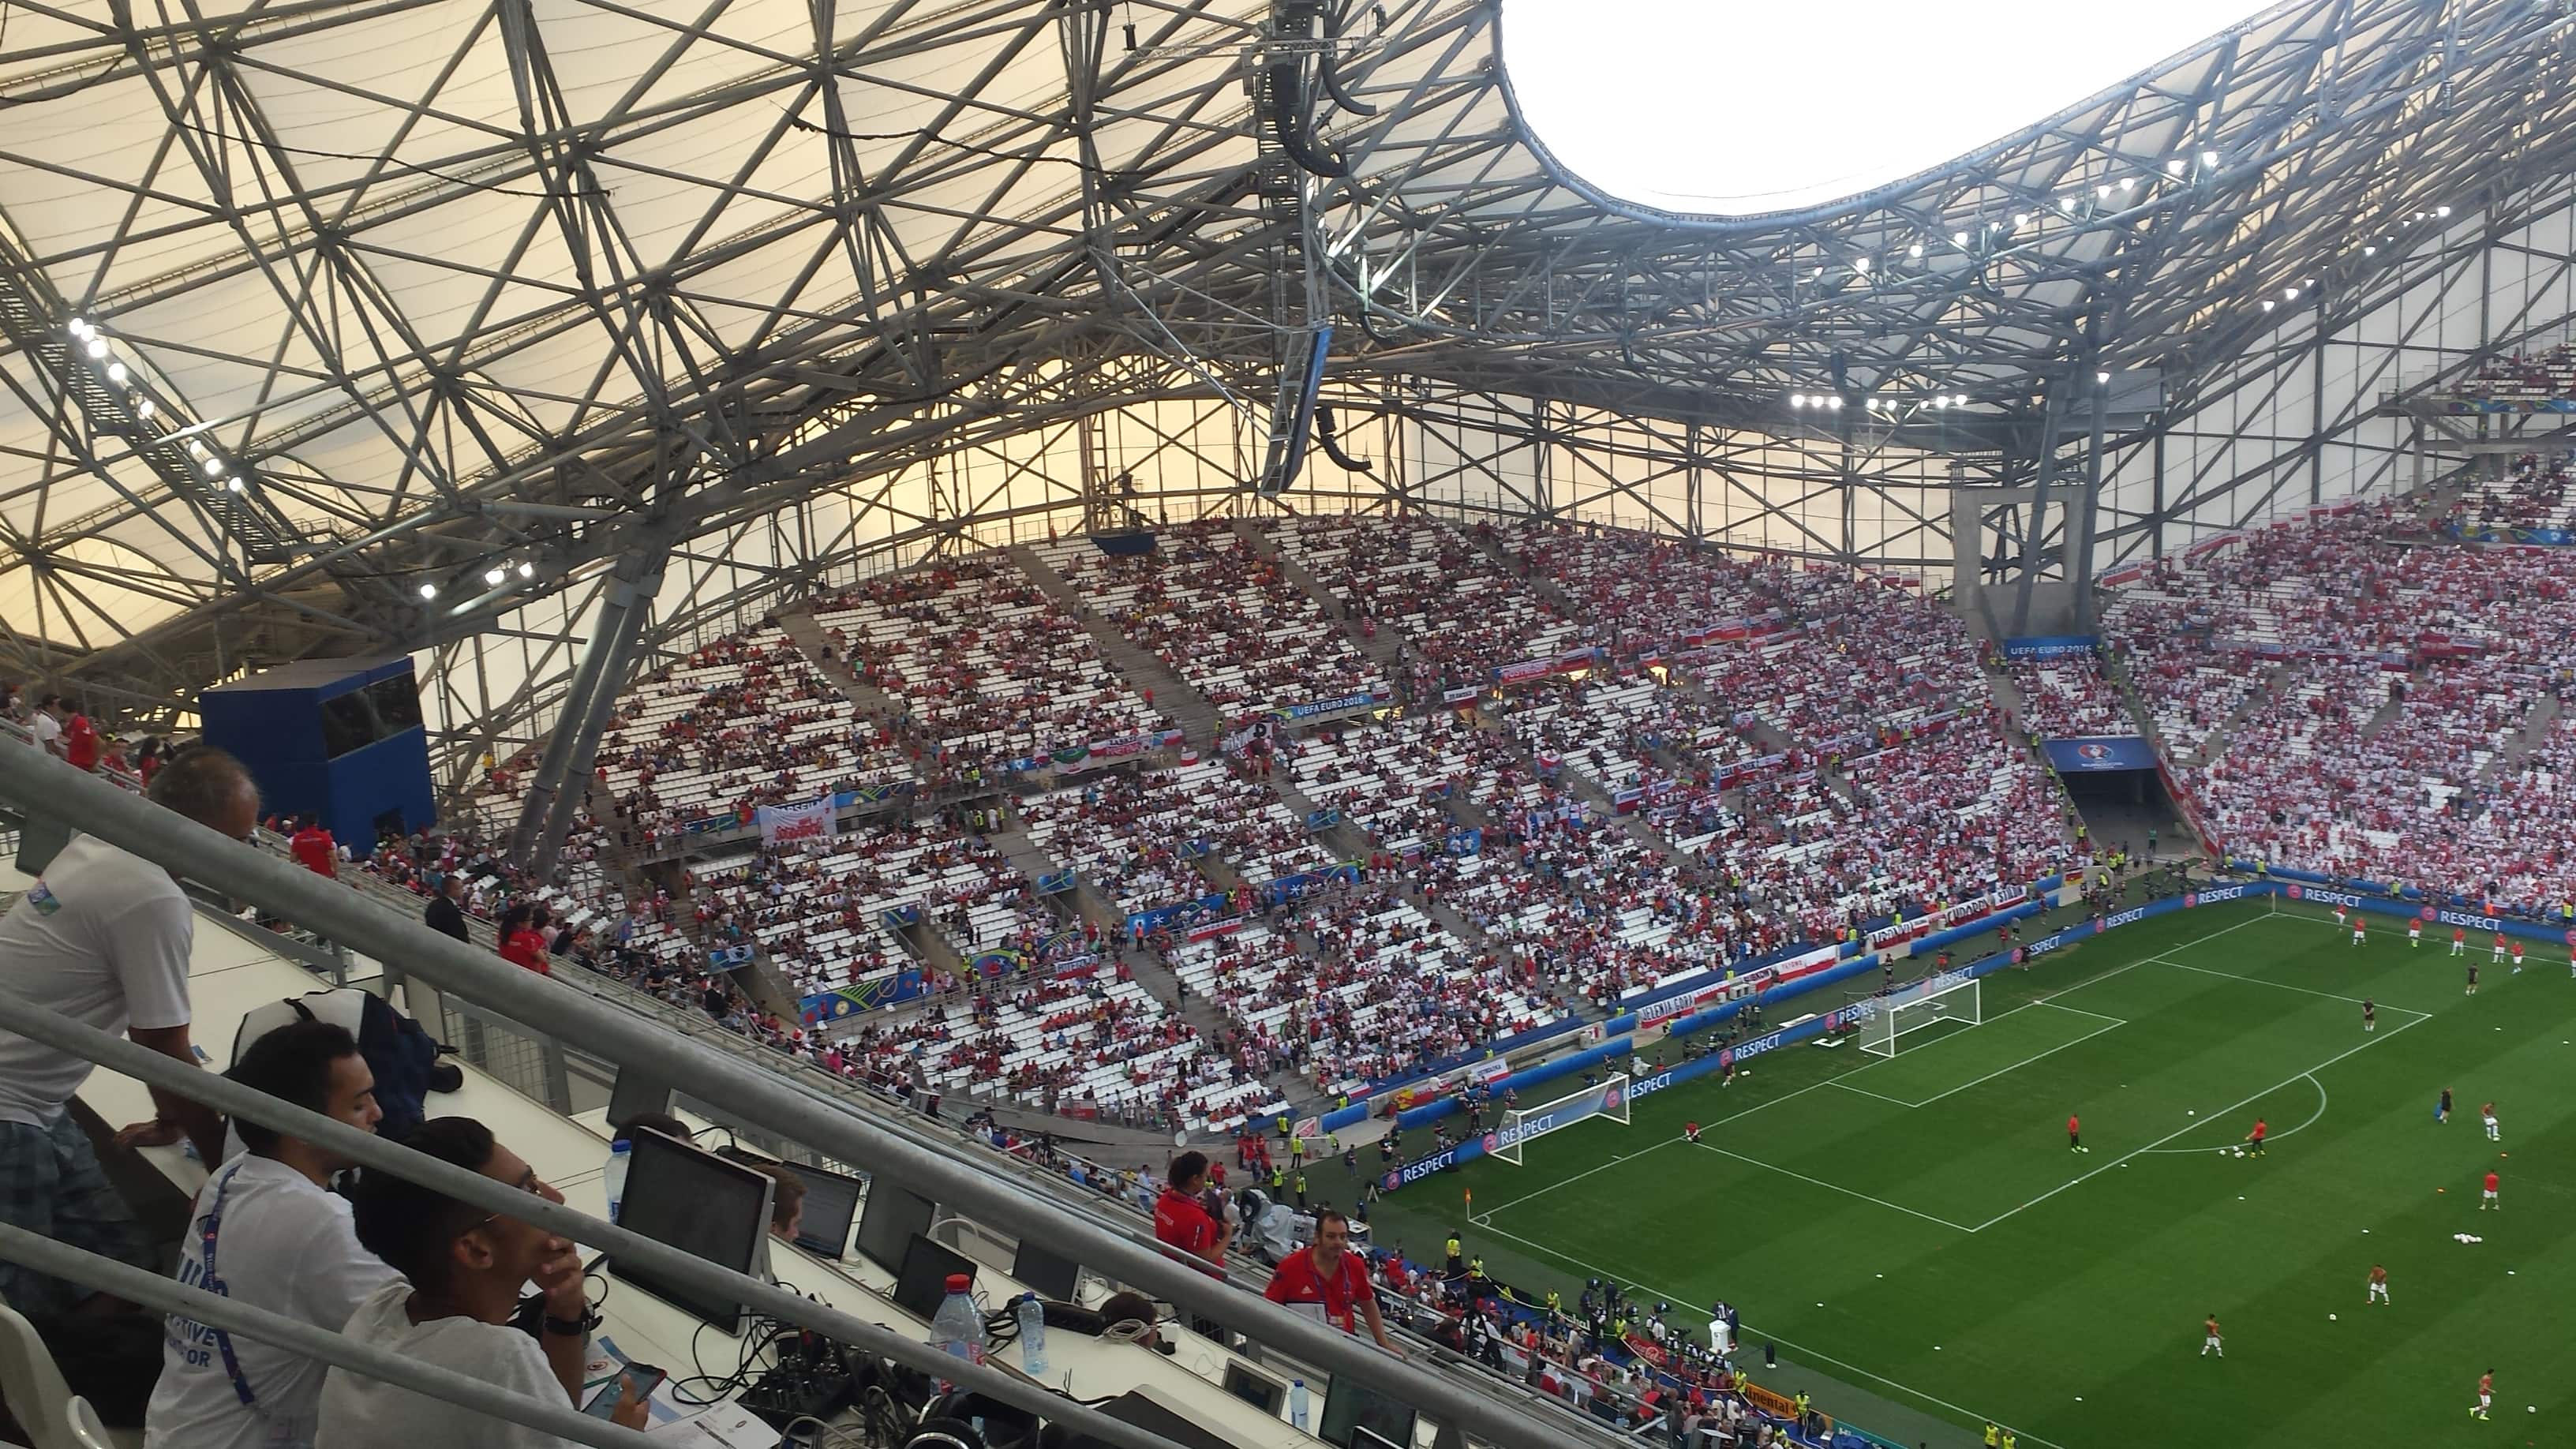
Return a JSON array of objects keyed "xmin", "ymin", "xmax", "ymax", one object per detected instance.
[
  {"xmin": 1016, "ymin": 1294, "xmax": 1048, "ymax": 1376},
  {"xmin": 929, "ymin": 1274, "xmax": 987, "ymax": 1379},
  {"xmin": 1290, "ymin": 1378, "xmax": 1309, "ymax": 1430},
  {"xmin": 603, "ymin": 1140, "xmax": 631, "ymax": 1224}
]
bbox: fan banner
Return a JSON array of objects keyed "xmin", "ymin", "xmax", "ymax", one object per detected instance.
[{"xmin": 756, "ymin": 797, "xmax": 837, "ymax": 845}]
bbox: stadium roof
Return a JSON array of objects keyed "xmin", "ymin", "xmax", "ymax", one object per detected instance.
[{"xmin": 1, "ymin": 0, "xmax": 2571, "ymax": 723}]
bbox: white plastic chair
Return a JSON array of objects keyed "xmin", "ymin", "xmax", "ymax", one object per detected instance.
[
  {"xmin": 0, "ymin": 1300, "xmax": 75, "ymax": 1449},
  {"xmin": 59, "ymin": 1402, "xmax": 112, "ymax": 1449}
]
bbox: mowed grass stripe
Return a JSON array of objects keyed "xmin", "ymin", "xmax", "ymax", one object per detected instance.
[{"xmin": 1371, "ymin": 902, "xmax": 2576, "ymax": 1447}]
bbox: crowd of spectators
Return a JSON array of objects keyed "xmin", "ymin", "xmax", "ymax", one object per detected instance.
[
  {"xmin": 2443, "ymin": 343, "xmax": 2576, "ymax": 407},
  {"xmin": 1039, "ymin": 522, "xmax": 1388, "ymax": 717},
  {"xmin": 2104, "ymin": 500, "xmax": 2576, "ymax": 911},
  {"xmin": 1997, "ymin": 646, "xmax": 2140, "ymax": 738},
  {"xmin": 2443, "ymin": 454, "xmax": 2576, "ymax": 535},
  {"xmin": 1017, "ymin": 755, "xmax": 1331, "ymax": 917},
  {"xmin": 811, "ymin": 555, "xmax": 1172, "ymax": 774}
]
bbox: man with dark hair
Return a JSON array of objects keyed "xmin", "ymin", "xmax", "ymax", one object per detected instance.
[
  {"xmin": 320, "ymin": 1118, "xmax": 646, "ymax": 1444},
  {"xmin": 424, "ymin": 873, "xmax": 471, "ymax": 943},
  {"xmin": 1262, "ymin": 1210, "xmax": 1400, "ymax": 1353},
  {"xmin": 1152, "ymin": 1149, "xmax": 1228, "ymax": 1275},
  {"xmin": 754, "ymin": 1162, "xmax": 809, "ymax": 1244},
  {"xmin": 147, "ymin": 1020, "xmax": 399, "ymax": 1449},
  {"xmin": 0, "ymin": 743, "xmax": 256, "ymax": 1316}
]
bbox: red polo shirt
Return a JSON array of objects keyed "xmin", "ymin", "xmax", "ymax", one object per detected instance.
[
  {"xmin": 1263, "ymin": 1245, "xmax": 1370, "ymax": 1334},
  {"xmin": 290, "ymin": 826, "xmax": 339, "ymax": 878},
  {"xmin": 1153, "ymin": 1186, "xmax": 1222, "ymax": 1276}
]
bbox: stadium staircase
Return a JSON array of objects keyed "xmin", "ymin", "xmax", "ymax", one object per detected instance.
[
  {"xmin": 1009, "ymin": 542, "xmax": 1224, "ymax": 750},
  {"xmin": 2477, "ymin": 692, "xmax": 2563, "ymax": 781}
]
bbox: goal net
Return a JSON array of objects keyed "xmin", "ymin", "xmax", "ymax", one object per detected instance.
[
  {"xmin": 1859, "ymin": 972, "xmax": 1983, "ymax": 1058},
  {"xmin": 1491, "ymin": 1075, "xmax": 1632, "ymax": 1166}
]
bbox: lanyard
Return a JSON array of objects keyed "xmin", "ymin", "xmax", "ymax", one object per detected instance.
[{"xmin": 198, "ymin": 1162, "xmax": 262, "ymax": 1410}]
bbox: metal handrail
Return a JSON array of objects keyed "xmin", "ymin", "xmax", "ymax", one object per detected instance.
[{"xmin": 0, "ymin": 743, "xmax": 1573, "ymax": 1449}]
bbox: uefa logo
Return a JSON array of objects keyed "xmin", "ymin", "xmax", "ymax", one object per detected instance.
[
  {"xmin": 2076, "ymin": 742, "xmax": 2114, "ymax": 762},
  {"xmin": 1717, "ymin": 1048, "xmax": 1734, "ymax": 1069},
  {"xmin": 2286, "ymin": 884, "xmax": 2305, "ymax": 900},
  {"xmin": 1381, "ymin": 1171, "xmax": 1400, "ymax": 1193},
  {"xmin": 2185, "ymin": 893, "xmax": 2198, "ymax": 908},
  {"xmin": 2011, "ymin": 947, "xmax": 2026, "ymax": 964},
  {"xmin": 1481, "ymin": 1133, "xmax": 1498, "ymax": 1154},
  {"xmin": 1604, "ymin": 1086, "xmax": 1624, "ymax": 1111},
  {"xmin": 2421, "ymin": 905, "xmax": 2437, "ymax": 921}
]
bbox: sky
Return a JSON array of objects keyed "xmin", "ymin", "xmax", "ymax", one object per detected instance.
[{"xmin": 1499, "ymin": 0, "xmax": 2277, "ymax": 216}]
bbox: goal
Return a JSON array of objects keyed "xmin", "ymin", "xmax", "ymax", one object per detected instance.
[
  {"xmin": 1859, "ymin": 972, "xmax": 1983, "ymax": 1058},
  {"xmin": 1490, "ymin": 1075, "xmax": 1631, "ymax": 1166}
]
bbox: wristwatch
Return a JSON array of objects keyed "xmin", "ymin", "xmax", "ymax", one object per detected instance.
[{"xmin": 543, "ymin": 1304, "xmax": 601, "ymax": 1335}]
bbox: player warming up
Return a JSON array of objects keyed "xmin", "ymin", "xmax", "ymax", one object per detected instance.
[
  {"xmin": 1683, "ymin": 1121, "xmax": 1702, "ymax": 1143},
  {"xmin": 2409, "ymin": 918, "xmax": 2421, "ymax": 948},
  {"xmin": 2481, "ymin": 1169, "xmax": 2500, "ymax": 1210},
  {"xmin": 2242, "ymin": 1117, "xmax": 2267, "ymax": 1157},
  {"xmin": 2510, "ymin": 939, "xmax": 2525, "ymax": 974},
  {"xmin": 2466, "ymin": 960, "xmax": 2480, "ymax": 996},
  {"xmin": 2361, "ymin": 997, "xmax": 2375, "ymax": 1034},
  {"xmin": 2334, "ymin": 903, "xmax": 2349, "ymax": 931},
  {"xmin": 2350, "ymin": 915, "xmax": 2366, "ymax": 948},
  {"xmin": 2200, "ymin": 1315, "xmax": 2223, "ymax": 1357},
  {"xmin": 2482, "ymin": 1101, "xmax": 2499, "ymax": 1142},
  {"xmin": 2451, "ymin": 925, "xmax": 2466, "ymax": 956},
  {"xmin": 2067, "ymin": 1113, "xmax": 2087, "ymax": 1153},
  {"xmin": 2437, "ymin": 1088, "xmax": 2453, "ymax": 1125},
  {"xmin": 2472, "ymin": 1369, "xmax": 2494, "ymax": 1420},
  {"xmin": 2492, "ymin": 931, "xmax": 2508, "ymax": 966},
  {"xmin": 2366, "ymin": 1264, "xmax": 2389, "ymax": 1305}
]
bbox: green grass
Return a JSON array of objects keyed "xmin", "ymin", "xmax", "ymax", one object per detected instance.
[{"xmin": 1368, "ymin": 901, "xmax": 2576, "ymax": 1447}]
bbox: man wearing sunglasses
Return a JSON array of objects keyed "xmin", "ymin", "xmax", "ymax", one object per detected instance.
[{"xmin": 320, "ymin": 1117, "xmax": 647, "ymax": 1445}]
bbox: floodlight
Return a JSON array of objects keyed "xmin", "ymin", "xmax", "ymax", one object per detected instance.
[
  {"xmin": 2283, "ymin": 286, "xmax": 2297, "ymax": 301},
  {"xmin": 2012, "ymin": 212, "xmax": 2027, "ymax": 228},
  {"xmin": 202, "ymin": 456, "xmax": 224, "ymax": 477},
  {"xmin": 1789, "ymin": 394, "xmax": 1806, "ymax": 408},
  {"xmin": 2118, "ymin": 176, "xmax": 2135, "ymax": 191},
  {"xmin": 1854, "ymin": 256, "xmax": 1870, "ymax": 273},
  {"xmin": 2364, "ymin": 245, "xmax": 2376, "ymax": 256},
  {"xmin": 1951, "ymin": 231, "xmax": 1968, "ymax": 245},
  {"xmin": 2436, "ymin": 205, "xmax": 2451, "ymax": 217},
  {"xmin": 84, "ymin": 338, "xmax": 107, "ymax": 358},
  {"xmin": 136, "ymin": 398, "xmax": 154, "ymax": 419},
  {"xmin": 2095, "ymin": 371, "xmax": 2110, "ymax": 384},
  {"xmin": 1908, "ymin": 243, "xmax": 1923, "ymax": 257},
  {"xmin": 2095, "ymin": 185, "xmax": 2111, "ymax": 200},
  {"xmin": 519, "ymin": 562, "xmax": 535, "ymax": 578},
  {"xmin": 2165, "ymin": 158, "xmax": 2185, "ymax": 174},
  {"xmin": 418, "ymin": 582, "xmax": 439, "ymax": 600},
  {"xmin": 2261, "ymin": 299, "xmax": 2275, "ymax": 312},
  {"xmin": 106, "ymin": 361, "xmax": 127, "ymax": 384},
  {"xmin": 1826, "ymin": 396, "xmax": 1843, "ymax": 409},
  {"xmin": 225, "ymin": 477, "xmax": 243, "ymax": 492},
  {"xmin": 485, "ymin": 567, "xmax": 506, "ymax": 586},
  {"xmin": 2200, "ymin": 150, "xmax": 2219, "ymax": 167}
]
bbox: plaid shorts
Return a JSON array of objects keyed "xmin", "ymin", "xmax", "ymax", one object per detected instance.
[{"xmin": 0, "ymin": 1112, "xmax": 152, "ymax": 1319}]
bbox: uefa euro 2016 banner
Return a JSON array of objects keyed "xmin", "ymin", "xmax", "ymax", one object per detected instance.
[
  {"xmin": 1999, "ymin": 635, "xmax": 2099, "ymax": 660},
  {"xmin": 1272, "ymin": 687, "xmax": 1395, "ymax": 722},
  {"xmin": 2448, "ymin": 523, "xmax": 2575, "ymax": 546},
  {"xmin": 2042, "ymin": 736, "xmax": 2160, "ymax": 773}
]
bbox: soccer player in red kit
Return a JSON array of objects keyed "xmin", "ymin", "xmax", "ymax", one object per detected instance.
[
  {"xmin": 2510, "ymin": 939, "xmax": 2525, "ymax": 973},
  {"xmin": 2492, "ymin": 931, "xmax": 2508, "ymax": 964},
  {"xmin": 2067, "ymin": 1114, "xmax": 2086, "ymax": 1153},
  {"xmin": 2471, "ymin": 1369, "xmax": 2493, "ymax": 1419},
  {"xmin": 2408, "ymin": 918, "xmax": 2421, "ymax": 947},
  {"xmin": 2349, "ymin": 915, "xmax": 2365, "ymax": 948},
  {"xmin": 2243, "ymin": 1118, "xmax": 2267, "ymax": 1156},
  {"xmin": 2481, "ymin": 1169, "xmax": 2500, "ymax": 1210},
  {"xmin": 2451, "ymin": 925, "xmax": 2466, "ymax": 956}
]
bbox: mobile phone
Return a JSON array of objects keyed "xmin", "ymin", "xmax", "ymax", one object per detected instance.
[{"xmin": 585, "ymin": 1364, "xmax": 667, "ymax": 1417}]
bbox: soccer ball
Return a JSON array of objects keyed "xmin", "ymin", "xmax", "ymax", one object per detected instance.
[
  {"xmin": 2327, "ymin": 1313, "xmax": 2337, "ymax": 1321},
  {"xmin": 2232, "ymin": 1148, "xmax": 2245, "ymax": 1158}
]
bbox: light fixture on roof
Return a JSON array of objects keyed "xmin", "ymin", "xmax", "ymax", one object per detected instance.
[
  {"xmin": 2058, "ymin": 197, "xmax": 2075, "ymax": 212},
  {"xmin": 1826, "ymin": 396, "xmax": 1843, "ymax": 409},
  {"xmin": 105, "ymin": 361, "xmax": 127, "ymax": 384},
  {"xmin": 84, "ymin": 337, "xmax": 107, "ymax": 359},
  {"xmin": 2262, "ymin": 299, "xmax": 2275, "ymax": 312},
  {"xmin": 418, "ymin": 582, "xmax": 438, "ymax": 601},
  {"xmin": 2118, "ymin": 177, "xmax": 2135, "ymax": 192},
  {"xmin": 2436, "ymin": 205, "xmax": 2451, "ymax": 217},
  {"xmin": 1854, "ymin": 256, "xmax": 1870, "ymax": 274},
  {"xmin": 1811, "ymin": 264, "xmax": 1824, "ymax": 278},
  {"xmin": 2095, "ymin": 371, "xmax": 2110, "ymax": 384},
  {"xmin": 202, "ymin": 456, "xmax": 224, "ymax": 477},
  {"xmin": 485, "ymin": 567, "xmax": 507, "ymax": 586},
  {"xmin": 1908, "ymin": 242, "xmax": 1923, "ymax": 258},
  {"xmin": 518, "ymin": 561, "xmax": 535, "ymax": 579},
  {"xmin": 1789, "ymin": 394, "xmax": 1806, "ymax": 408},
  {"xmin": 66, "ymin": 317, "xmax": 90, "ymax": 339},
  {"xmin": 2364, "ymin": 245, "xmax": 2376, "ymax": 256},
  {"xmin": 187, "ymin": 440, "xmax": 208, "ymax": 459},
  {"xmin": 2165, "ymin": 158, "xmax": 2186, "ymax": 175},
  {"xmin": 225, "ymin": 477, "xmax": 243, "ymax": 493},
  {"xmin": 135, "ymin": 397, "xmax": 154, "ymax": 419},
  {"xmin": 2284, "ymin": 286, "xmax": 2298, "ymax": 300},
  {"xmin": 1934, "ymin": 396, "xmax": 1950, "ymax": 410},
  {"xmin": 2012, "ymin": 212, "xmax": 2027, "ymax": 228},
  {"xmin": 1952, "ymin": 231, "xmax": 1968, "ymax": 245},
  {"xmin": 2200, "ymin": 149, "xmax": 2220, "ymax": 167},
  {"xmin": 2095, "ymin": 185, "xmax": 2112, "ymax": 200}
]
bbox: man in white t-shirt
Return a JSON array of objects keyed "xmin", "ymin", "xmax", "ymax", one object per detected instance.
[
  {"xmin": 320, "ymin": 1117, "xmax": 647, "ymax": 1447},
  {"xmin": 28, "ymin": 694, "xmax": 64, "ymax": 757},
  {"xmin": 147, "ymin": 1018, "xmax": 399, "ymax": 1449},
  {"xmin": 0, "ymin": 746, "xmax": 257, "ymax": 1316}
]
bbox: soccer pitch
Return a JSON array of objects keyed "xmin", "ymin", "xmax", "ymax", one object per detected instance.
[{"xmin": 1371, "ymin": 901, "xmax": 2576, "ymax": 1447}]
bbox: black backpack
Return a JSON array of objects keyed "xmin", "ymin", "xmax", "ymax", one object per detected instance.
[{"xmin": 237, "ymin": 987, "xmax": 455, "ymax": 1140}]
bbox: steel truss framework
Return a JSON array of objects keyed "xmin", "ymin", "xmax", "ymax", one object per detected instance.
[{"xmin": 2, "ymin": 0, "xmax": 2575, "ymax": 788}]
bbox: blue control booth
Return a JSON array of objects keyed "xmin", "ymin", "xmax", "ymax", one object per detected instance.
[{"xmin": 198, "ymin": 656, "xmax": 436, "ymax": 858}]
